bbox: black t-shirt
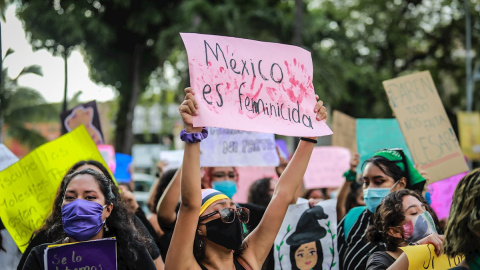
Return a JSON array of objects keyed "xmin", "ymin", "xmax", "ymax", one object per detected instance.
[
  {"xmin": 366, "ymin": 251, "xmax": 396, "ymax": 270},
  {"xmin": 18, "ymin": 214, "xmax": 160, "ymax": 270},
  {"xmin": 338, "ymin": 209, "xmax": 386, "ymax": 270},
  {"xmin": 22, "ymin": 241, "xmax": 156, "ymax": 270}
]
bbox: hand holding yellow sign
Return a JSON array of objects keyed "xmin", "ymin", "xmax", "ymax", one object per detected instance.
[
  {"xmin": 400, "ymin": 244, "xmax": 464, "ymax": 270},
  {"xmin": 0, "ymin": 125, "xmax": 111, "ymax": 252}
]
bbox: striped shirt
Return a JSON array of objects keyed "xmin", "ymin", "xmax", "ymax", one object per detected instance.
[{"xmin": 338, "ymin": 209, "xmax": 386, "ymax": 270}]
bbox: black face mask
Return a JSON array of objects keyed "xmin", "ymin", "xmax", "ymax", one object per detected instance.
[{"xmin": 203, "ymin": 217, "xmax": 243, "ymax": 250}]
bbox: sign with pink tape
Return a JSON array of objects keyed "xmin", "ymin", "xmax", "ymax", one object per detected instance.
[{"xmin": 180, "ymin": 33, "xmax": 332, "ymax": 137}]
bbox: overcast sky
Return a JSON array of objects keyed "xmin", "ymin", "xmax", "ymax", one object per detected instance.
[{"xmin": 1, "ymin": 5, "xmax": 116, "ymax": 104}]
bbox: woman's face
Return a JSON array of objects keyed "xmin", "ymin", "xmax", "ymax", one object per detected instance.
[
  {"xmin": 400, "ymin": 195, "xmax": 426, "ymax": 226},
  {"xmin": 211, "ymin": 167, "xmax": 236, "ymax": 183},
  {"xmin": 294, "ymin": 242, "xmax": 318, "ymax": 270},
  {"xmin": 197, "ymin": 198, "xmax": 236, "ymax": 235},
  {"xmin": 362, "ymin": 163, "xmax": 397, "ymax": 189},
  {"xmin": 62, "ymin": 174, "xmax": 112, "ymax": 222}
]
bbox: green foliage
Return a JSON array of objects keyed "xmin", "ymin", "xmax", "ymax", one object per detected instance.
[{"xmin": 0, "ymin": 50, "xmax": 59, "ymax": 149}]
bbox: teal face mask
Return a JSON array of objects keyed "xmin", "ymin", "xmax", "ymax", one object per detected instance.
[
  {"xmin": 212, "ymin": 180, "xmax": 237, "ymax": 199},
  {"xmin": 363, "ymin": 188, "xmax": 391, "ymax": 213}
]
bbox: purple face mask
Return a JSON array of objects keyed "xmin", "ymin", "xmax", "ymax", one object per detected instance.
[{"xmin": 62, "ymin": 199, "xmax": 106, "ymax": 241}]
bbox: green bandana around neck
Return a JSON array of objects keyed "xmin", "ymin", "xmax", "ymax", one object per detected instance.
[{"xmin": 373, "ymin": 149, "xmax": 425, "ymax": 187}]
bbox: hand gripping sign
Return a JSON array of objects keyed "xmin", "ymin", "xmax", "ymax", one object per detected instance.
[{"xmin": 180, "ymin": 33, "xmax": 332, "ymax": 137}]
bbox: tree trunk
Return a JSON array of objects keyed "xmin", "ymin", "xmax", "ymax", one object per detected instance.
[
  {"xmin": 62, "ymin": 50, "xmax": 68, "ymax": 113},
  {"xmin": 114, "ymin": 44, "xmax": 144, "ymax": 155},
  {"xmin": 293, "ymin": 0, "xmax": 304, "ymax": 46}
]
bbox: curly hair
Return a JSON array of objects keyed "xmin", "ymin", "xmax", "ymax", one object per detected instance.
[
  {"xmin": 443, "ymin": 168, "xmax": 480, "ymax": 258},
  {"xmin": 38, "ymin": 161, "xmax": 154, "ymax": 270},
  {"xmin": 362, "ymin": 156, "xmax": 425, "ymax": 192},
  {"xmin": 248, "ymin": 178, "xmax": 272, "ymax": 207},
  {"xmin": 366, "ymin": 189, "xmax": 439, "ymax": 251}
]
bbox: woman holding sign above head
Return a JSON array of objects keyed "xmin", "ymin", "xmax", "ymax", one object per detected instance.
[
  {"xmin": 164, "ymin": 87, "xmax": 327, "ymax": 270},
  {"xmin": 337, "ymin": 148, "xmax": 428, "ymax": 270},
  {"xmin": 22, "ymin": 167, "xmax": 157, "ymax": 270},
  {"xmin": 443, "ymin": 168, "xmax": 480, "ymax": 270},
  {"xmin": 365, "ymin": 189, "xmax": 442, "ymax": 269}
]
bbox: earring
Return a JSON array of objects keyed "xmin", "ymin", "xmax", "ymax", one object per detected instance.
[
  {"xmin": 199, "ymin": 237, "xmax": 204, "ymax": 250},
  {"xmin": 104, "ymin": 223, "xmax": 109, "ymax": 232}
]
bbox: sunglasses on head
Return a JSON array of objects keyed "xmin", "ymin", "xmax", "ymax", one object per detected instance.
[{"xmin": 199, "ymin": 207, "xmax": 250, "ymax": 224}]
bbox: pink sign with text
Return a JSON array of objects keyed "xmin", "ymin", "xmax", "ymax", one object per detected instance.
[
  {"xmin": 303, "ymin": 146, "xmax": 351, "ymax": 189},
  {"xmin": 232, "ymin": 166, "xmax": 278, "ymax": 203},
  {"xmin": 181, "ymin": 33, "xmax": 332, "ymax": 137},
  {"xmin": 428, "ymin": 172, "xmax": 468, "ymax": 220}
]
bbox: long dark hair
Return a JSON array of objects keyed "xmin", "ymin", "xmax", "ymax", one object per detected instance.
[
  {"xmin": 366, "ymin": 189, "xmax": 440, "ymax": 251},
  {"xmin": 289, "ymin": 240, "xmax": 323, "ymax": 270},
  {"xmin": 248, "ymin": 177, "xmax": 272, "ymax": 207},
  {"xmin": 362, "ymin": 156, "xmax": 424, "ymax": 192},
  {"xmin": 39, "ymin": 161, "xmax": 153, "ymax": 270}
]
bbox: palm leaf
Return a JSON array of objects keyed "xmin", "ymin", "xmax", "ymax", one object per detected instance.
[
  {"xmin": 6, "ymin": 123, "xmax": 48, "ymax": 149},
  {"xmin": 14, "ymin": 65, "xmax": 43, "ymax": 80}
]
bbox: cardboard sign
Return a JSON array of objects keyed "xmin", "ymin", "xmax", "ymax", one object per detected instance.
[
  {"xmin": 428, "ymin": 172, "xmax": 468, "ymax": 220},
  {"xmin": 0, "ymin": 144, "xmax": 19, "ymax": 171},
  {"xmin": 274, "ymin": 199, "xmax": 339, "ymax": 270},
  {"xmin": 356, "ymin": 119, "xmax": 413, "ymax": 173},
  {"xmin": 332, "ymin": 111, "xmax": 357, "ymax": 154},
  {"xmin": 400, "ymin": 244, "xmax": 464, "ymax": 270},
  {"xmin": 114, "ymin": 153, "xmax": 132, "ymax": 183},
  {"xmin": 45, "ymin": 238, "xmax": 117, "ymax": 270},
  {"xmin": 60, "ymin": 101, "xmax": 104, "ymax": 145},
  {"xmin": 200, "ymin": 127, "xmax": 280, "ymax": 167},
  {"xmin": 457, "ymin": 111, "xmax": 480, "ymax": 160},
  {"xmin": 303, "ymin": 146, "xmax": 351, "ymax": 189},
  {"xmin": 97, "ymin": 144, "xmax": 116, "ymax": 173},
  {"xmin": 232, "ymin": 166, "xmax": 278, "ymax": 203},
  {"xmin": 0, "ymin": 126, "xmax": 110, "ymax": 252},
  {"xmin": 383, "ymin": 71, "xmax": 469, "ymax": 182},
  {"xmin": 180, "ymin": 33, "xmax": 332, "ymax": 137},
  {"xmin": 159, "ymin": 150, "xmax": 184, "ymax": 172}
]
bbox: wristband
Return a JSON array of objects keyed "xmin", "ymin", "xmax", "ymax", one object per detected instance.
[
  {"xmin": 343, "ymin": 170, "xmax": 357, "ymax": 182},
  {"xmin": 180, "ymin": 128, "xmax": 208, "ymax": 143},
  {"xmin": 300, "ymin": 137, "xmax": 317, "ymax": 144}
]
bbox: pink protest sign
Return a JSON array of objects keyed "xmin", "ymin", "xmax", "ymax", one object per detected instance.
[
  {"xmin": 427, "ymin": 172, "xmax": 468, "ymax": 220},
  {"xmin": 180, "ymin": 33, "xmax": 332, "ymax": 137},
  {"xmin": 303, "ymin": 146, "xmax": 351, "ymax": 189},
  {"xmin": 232, "ymin": 166, "xmax": 278, "ymax": 203},
  {"xmin": 97, "ymin": 144, "xmax": 116, "ymax": 173}
]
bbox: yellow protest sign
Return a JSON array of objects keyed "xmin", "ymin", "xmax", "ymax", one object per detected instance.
[
  {"xmin": 383, "ymin": 71, "xmax": 469, "ymax": 183},
  {"xmin": 457, "ymin": 111, "xmax": 480, "ymax": 160},
  {"xmin": 400, "ymin": 244, "xmax": 464, "ymax": 270},
  {"xmin": 0, "ymin": 125, "xmax": 110, "ymax": 252}
]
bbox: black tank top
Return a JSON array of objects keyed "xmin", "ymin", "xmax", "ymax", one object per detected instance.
[{"xmin": 199, "ymin": 259, "xmax": 247, "ymax": 270}]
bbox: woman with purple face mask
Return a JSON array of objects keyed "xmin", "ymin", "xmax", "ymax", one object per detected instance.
[
  {"xmin": 22, "ymin": 169, "xmax": 156, "ymax": 270},
  {"xmin": 365, "ymin": 189, "xmax": 443, "ymax": 270}
]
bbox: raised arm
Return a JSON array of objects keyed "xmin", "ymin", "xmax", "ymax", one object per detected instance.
[
  {"xmin": 241, "ymin": 99, "xmax": 327, "ymax": 268},
  {"xmin": 336, "ymin": 153, "xmax": 359, "ymax": 221},
  {"xmin": 156, "ymin": 166, "xmax": 182, "ymax": 225},
  {"xmin": 164, "ymin": 87, "xmax": 202, "ymax": 270}
]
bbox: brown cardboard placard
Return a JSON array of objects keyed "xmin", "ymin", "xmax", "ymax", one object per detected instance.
[
  {"xmin": 332, "ymin": 110, "xmax": 357, "ymax": 154},
  {"xmin": 382, "ymin": 71, "xmax": 468, "ymax": 183},
  {"xmin": 457, "ymin": 111, "xmax": 480, "ymax": 160}
]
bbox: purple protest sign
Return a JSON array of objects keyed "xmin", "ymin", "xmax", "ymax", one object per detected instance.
[
  {"xmin": 45, "ymin": 238, "xmax": 116, "ymax": 270},
  {"xmin": 428, "ymin": 172, "xmax": 468, "ymax": 220}
]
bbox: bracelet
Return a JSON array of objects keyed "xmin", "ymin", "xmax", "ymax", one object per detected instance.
[
  {"xmin": 180, "ymin": 128, "xmax": 208, "ymax": 143},
  {"xmin": 300, "ymin": 137, "xmax": 317, "ymax": 144}
]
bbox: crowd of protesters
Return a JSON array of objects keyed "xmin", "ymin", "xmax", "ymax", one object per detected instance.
[{"xmin": 0, "ymin": 86, "xmax": 478, "ymax": 270}]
